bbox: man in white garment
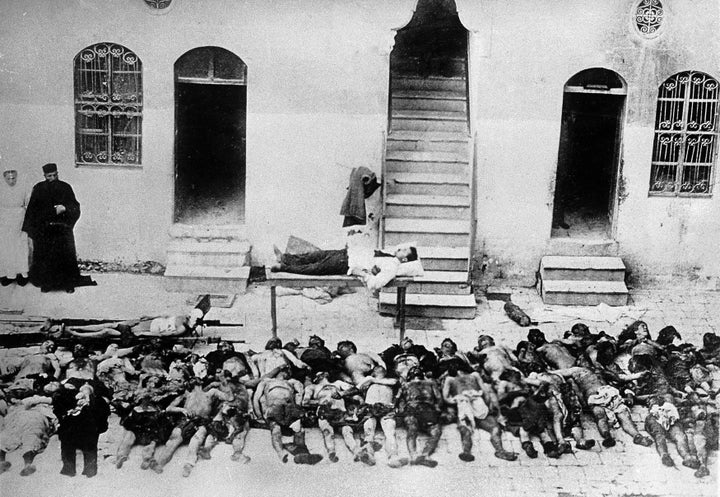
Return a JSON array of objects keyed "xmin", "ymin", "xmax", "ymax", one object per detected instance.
[{"xmin": 0, "ymin": 168, "xmax": 30, "ymax": 286}]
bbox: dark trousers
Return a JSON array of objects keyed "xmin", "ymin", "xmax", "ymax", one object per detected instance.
[
  {"xmin": 279, "ymin": 249, "xmax": 349, "ymax": 276},
  {"xmin": 60, "ymin": 439, "xmax": 98, "ymax": 477}
]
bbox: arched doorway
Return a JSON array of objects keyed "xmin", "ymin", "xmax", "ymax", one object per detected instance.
[
  {"xmin": 552, "ymin": 68, "xmax": 627, "ymax": 239},
  {"xmin": 174, "ymin": 47, "xmax": 247, "ymax": 225}
]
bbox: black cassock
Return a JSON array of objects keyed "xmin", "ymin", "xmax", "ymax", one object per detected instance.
[{"xmin": 22, "ymin": 179, "xmax": 92, "ymax": 290}]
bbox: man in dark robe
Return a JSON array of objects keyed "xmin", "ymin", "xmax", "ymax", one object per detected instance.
[{"xmin": 22, "ymin": 163, "xmax": 94, "ymax": 292}]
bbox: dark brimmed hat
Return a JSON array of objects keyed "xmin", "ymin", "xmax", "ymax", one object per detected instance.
[{"xmin": 42, "ymin": 163, "xmax": 58, "ymax": 173}]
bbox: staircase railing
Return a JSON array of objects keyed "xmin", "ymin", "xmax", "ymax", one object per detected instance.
[
  {"xmin": 468, "ymin": 132, "xmax": 478, "ymax": 277},
  {"xmin": 379, "ymin": 129, "xmax": 388, "ymax": 250}
]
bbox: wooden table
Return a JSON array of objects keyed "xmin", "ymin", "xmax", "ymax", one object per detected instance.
[{"xmin": 261, "ymin": 270, "xmax": 412, "ymax": 341}]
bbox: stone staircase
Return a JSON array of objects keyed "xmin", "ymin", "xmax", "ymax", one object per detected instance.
[
  {"xmin": 164, "ymin": 224, "xmax": 251, "ymax": 294},
  {"xmin": 379, "ymin": 62, "xmax": 476, "ymax": 319},
  {"xmin": 538, "ymin": 241, "xmax": 629, "ymax": 306}
]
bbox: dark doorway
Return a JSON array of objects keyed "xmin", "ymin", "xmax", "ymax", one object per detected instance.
[
  {"xmin": 552, "ymin": 69, "xmax": 626, "ymax": 239},
  {"xmin": 391, "ymin": 0, "xmax": 468, "ymax": 80},
  {"xmin": 174, "ymin": 47, "xmax": 247, "ymax": 225}
]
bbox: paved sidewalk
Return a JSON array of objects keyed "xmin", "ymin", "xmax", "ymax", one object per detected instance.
[{"xmin": 0, "ymin": 274, "xmax": 718, "ymax": 497}]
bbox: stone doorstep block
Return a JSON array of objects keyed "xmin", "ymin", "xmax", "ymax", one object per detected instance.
[
  {"xmin": 164, "ymin": 275, "xmax": 249, "ymax": 294},
  {"xmin": 486, "ymin": 285, "xmax": 512, "ymax": 301}
]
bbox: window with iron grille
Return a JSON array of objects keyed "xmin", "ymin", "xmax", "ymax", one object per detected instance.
[
  {"xmin": 649, "ymin": 71, "xmax": 719, "ymax": 196},
  {"xmin": 634, "ymin": 0, "xmax": 664, "ymax": 37},
  {"xmin": 74, "ymin": 43, "xmax": 142, "ymax": 167}
]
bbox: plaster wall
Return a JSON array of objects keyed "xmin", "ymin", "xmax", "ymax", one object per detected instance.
[
  {"xmin": 1, "ymin": 0, "xmax": 719, "ymax": 284},
  {"xmin": 456, "ymin": 0, "xmax": 720, "ymax": 284},
  {"xmin": 0, "ymin": 0, "xmax": 417, "ymax": 263}
]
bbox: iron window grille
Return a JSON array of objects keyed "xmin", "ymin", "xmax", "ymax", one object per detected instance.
[
  {"xmin": 144, "ymin": 0, "xmax": 172, "ymax": 9},
  {"xmin": 634, "ymin": 0, "xmax": 664, "ymax": 37},
  {"xmin": 649, "ymin": 71, "xmax": 719, "ymax": 196},
  {"xmin": 74, "ymin": 43, "xmax": 142, "ymax": 167}
]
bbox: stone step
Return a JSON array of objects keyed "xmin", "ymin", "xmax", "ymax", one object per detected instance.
[
  {"xmin": 384, "ymin": 218, "xmax": 468, "ymax": 234},
  {"xmin": 412, "ymin": 246, "xmax": 468, "ymax": 271},
  {"xmin": 166, "ymin": 240, "xmax": 251, "ymax": 267},
  {"xmin": 384, "ymin": 218, "xmax": 469, "ymax": 248},
  {"xmin": 547, "ymin": 238, "xmax": 619, "ymax": 257},
  {"xmin": 386, "ymin": 173, "xmax": 469, "ymax": 196},
  {"xmin": 387, "ymin": 138, "xmax": 468, "ymax": 154},
  {"xmin": 386, "ymin": 150, "xmax": 468, "ymax": 163},
  {"xmin": 385, "ymin": 159, "xmax": 468, "ymax": 175},
  {"xmin": 393, "ymin": 96, "xmax": 467, "ymax": 113},
  {"xmin": 382, "ymin": 270, "xmax": 470, "ymax": 295},
  {"xmin": 168, "ymin": 223, "xmax": 248, "ymax": 241},
  {"xmin": 540, "ymin": 279, "xmax": 629, "ymax": 306},
  {"xmin": 392, "ymin": 90, "xmax": 467, "ymax": 101},
  {"xmin": 540, "ymin": 256, "xmax": 626, "ymax": 282},
  {"xmin": 391, "ymin": 75, "xmax": 466, "ymax": 92},
  {"xmin": 388, "ymin": 130, "xmax": 470, "ymax": 142},
  {"xmin": 392, "ymin": 110, "xmax": 466, "ymax": 121},
  {"xmin": 384, "ymin": 232, "xmax": 469, "ymax": 248},
  {"xmin": 164, "ymin": 265, "xmax": 250, "ymax": 294},
  {"xmin": 391, "ymin": 117, "xmax": 468, "ymax": 133},
  {"xmin": 391, "ymin": 57, "xmax": 466, "ymax": 78},
  {"xmin": 386, "ymin": 194, "xmax": 470, "ymax": 219},
  {"xmin": 379, "ymin": 292, "xmax": 477, "ymax": 319}
]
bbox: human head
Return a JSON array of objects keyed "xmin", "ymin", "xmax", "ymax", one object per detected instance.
[
  {"xmin": 312, "ymin": 371, "xmax": 329, "ymax": 384},
  {"xmin": 186, "ymin": 377, "xmax": 203, "ymax": 391},
  {"xmin": 570, "ymin": 323, "xmax": 590, "ymax": 338},
  {"xmin": 622, "ymin": 320, "xmax": 650, "ymax": 341},
  {"xmin": 42, "ymin": 163, "xmax": 58, "ymax": 182},
  {"xmin": 336, "ymin": 340, "xmax": 357, "ymax": 358},
  {"xmin": 105, "ymin": 343, "xmax": 119, "ymax": 357},
  {"xmin": 308, "ymin": 335, "xmax": 325, "ymax": 348},
  {"xmin": 284, "ymin": 338, "xmax": 300, "ymax": 354},
  {"xmin": 394, "ymin": 245, "xmax": 418, "ymax": 262},
  {"xmin": 657, "ymin": 326, "xmax": 681, "ymax": 346},
  {"xmin": 401, "ymin": 337, "xmax": 414, "ymax": 351},
  {"xmin": 3, "ymin": 169, "xmax": 17, "ymax": 187},
  {"xmin": 477, "ymin": 335, "xmax": 495, "ymax": 350},
  {"xmin": 73, "ymin": 344, "xmax": 88, "ymax": 359},
  {"xmin": 595, "ymin": 341, "xmax": 617, "ymax": 366},
  {"xmin": 406, "ymin": 366, "xmax": 424, "ymax": 381},
  {"xmin": 527, "ymin": 329, "xmax": 546, "ymax": 347},
  {"xmin": 703, "ymin": 332, "xmax": 720, "ymax": 350},
  {"xmin": 265, "ymin": 337, "xmax": 282, "ymax": 350},
  {"xmin": 40, "ymin": 340, "xmax": 57, "ymax": 354},
  {"xmin": 499, "ymin": 369, "xmax": 522, "ymax": 385},
  {"xmin": 440, "ymin": 338, "xmax": 457, "ymax": 355}
]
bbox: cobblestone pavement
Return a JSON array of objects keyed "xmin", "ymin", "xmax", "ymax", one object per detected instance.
[{"xmin": 0, "ymin": 274, "xmax": 718, "ymax": 497}]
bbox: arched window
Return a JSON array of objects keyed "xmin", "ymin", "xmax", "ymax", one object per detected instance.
[
  {"xmin": 74, "ymin": 43, "xmax": 142, "ymax": 166},
  {"xmin": 649, "ymin": 71, "xmax": 719, "ymax": 195}
]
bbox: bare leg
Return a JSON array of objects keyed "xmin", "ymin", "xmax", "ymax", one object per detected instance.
[
  {"xmin": 230, "ymin": 420, "xmax": 251, "ymax": 463},
  {"xmin": 457, "ymin": 425, "xmax": 475, "ymax": 461},
  {"xmin": 362, "ymin": 417, "xmax": 377, "ymax": 454},
  {"xmin": 617, "ymin": 409, "xmax": 652, "ymax": 446},
  {"xmin": 591, "ymin": 406, "xmax": 615, "ymax": 447},
  {"xmin": 20, "ymin": 451, "xmax": 38, "ymax": 476},
  {"xmin": 379, "ymin": 417, "xmax": 407, "ymax": 467},
  {"xmin": 115, "ymin": 430, "xmax": 136, "ymax": 468},
  {"xmin": 182, "ymin": 426, "xmax": 208, "ymax": 477},
  {"xmin": 140, "ymin": 442, "xmax": 157, "ymax": 469},
  {"xmin": 153, "ymin": 428, "xmax": 184, "ymax": 472},
  {"xmin": 0, "ymin": 450, "xmax": 10, "ymax": 473},
  {"xmin": 645, "ymin": 415, "xmax": 672, "ymax": 466},
  {"xmin": 269, "ymin": 422, "xmax": 289, "ymax": 463},
  {"xmin": 318, "ymin": 419, "xmax": 337, "ymax": 460},
  {"xmin": 405, "ymin": 416, "xmax": 419, "ymax": 462},
  {"xmin": 690, "ymin": 418, "xmax": 710, "ymax": 477},
  {"xmin": 477, "ymin": 416, "xmax": 517, "ymax": 460}
]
